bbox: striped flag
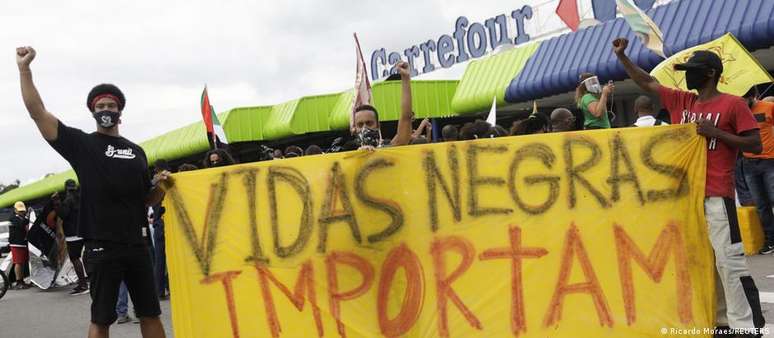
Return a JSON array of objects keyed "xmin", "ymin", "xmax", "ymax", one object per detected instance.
[
  {"xmin": 201, "ymin": 86, "xmax": 228, "ymax": 148},
  {"xmin": 351, "ymin": 33, "xmax": 372, "ymax": 129},
  {"xmin": 617, "ymin": 0, "xmax": 665, "ymax": 58}
]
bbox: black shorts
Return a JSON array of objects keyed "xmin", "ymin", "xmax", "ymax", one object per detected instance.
[
  {"xmin": 66, "ymin": 239, "xmax": 84, "ymax": 261},
  {"xmin": 84, "ymin": 241, "xmax": 161, "ymax": 325}
]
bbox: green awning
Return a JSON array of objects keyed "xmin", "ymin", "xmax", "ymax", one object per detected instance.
[
  {"xmin": 0, "ymin": 171, "xmax": 77, "ymax": 208},
  {"xmin": 451, "ymin": 41, "xmax": 540, "ymax": 114},
  {"xmin": 0, "ymin": 80, "xmax": 460, "ymax": 208},
  {"xmin": 140, "ymin": 120, "xmax": 209, "ymax": 166},
  {"xmin": 328, "ymin": 80, "xmax": 459, "ymax": 125},
  {"xmin": 221, "ymin": 106, "xmax": 272, "ymax": 143},
  {"xmin": 262, "ymin": 93, "xmax": 342, "ymax": 140}
]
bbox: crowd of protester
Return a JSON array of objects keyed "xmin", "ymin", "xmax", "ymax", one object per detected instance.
[{"xmin": 6, "ymin": 37, "xmax": 774, "ymax": 338}]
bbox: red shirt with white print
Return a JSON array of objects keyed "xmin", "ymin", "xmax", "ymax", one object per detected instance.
[{"xmin": 658, "ymin": 86, "xmax": 759, "ymax": 198}]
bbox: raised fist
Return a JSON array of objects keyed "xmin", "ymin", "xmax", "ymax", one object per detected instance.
[
  {"xmin": 612, "ymin": 38, "xmax": 628, "ymax": 56},
  {"xmin": 396, "ymin": 61, "xmax": 411, "ymax": 78},
  {"xmin": 16, "ymin": 46, "xmax": 36, "ymax": 69}
]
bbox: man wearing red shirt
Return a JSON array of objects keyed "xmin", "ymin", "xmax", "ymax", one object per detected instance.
[{"xmin": 614, "ymin": 38, "xmax": 764, "ymax": 336}]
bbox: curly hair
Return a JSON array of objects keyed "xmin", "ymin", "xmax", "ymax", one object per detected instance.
[{"xmin": 87, "ymin": 83, "xmax": 126, "ymax": 112}]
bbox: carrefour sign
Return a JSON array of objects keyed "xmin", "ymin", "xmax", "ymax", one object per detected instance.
[
  {"xmin": 370, "ymin": 5, "xmax": 534, "ymax": 81},
  {"xmin": 369, "ymin": 0, "xmax": 659, "ymax": 81}
]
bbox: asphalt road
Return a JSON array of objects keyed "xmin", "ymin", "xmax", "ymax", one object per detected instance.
[{"xmin": 0, "ymin": 283, "xmax": 174, "ymax": 338}]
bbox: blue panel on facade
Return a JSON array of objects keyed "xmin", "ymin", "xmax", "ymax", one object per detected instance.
[{"xmin": 505, "ymin": 0, "xmax": 774, "ymax": 103}]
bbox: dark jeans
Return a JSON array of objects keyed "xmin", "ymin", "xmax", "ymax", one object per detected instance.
[
  {"xmin": 743, "ymin": 158, "xmax": 774, "ymax": 245},
  {"xmin": 153, "ymin": 223, "xmax": 168, "ymax": 295},
  {"xmin": 736, "ymin": 155, "xmax": 754, "ymax": 206}
]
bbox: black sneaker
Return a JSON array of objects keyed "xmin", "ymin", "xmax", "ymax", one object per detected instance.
[
  {"xmin": 69, "ymin": 285, "xmax": 89, "ymax": 296},
  {"xmin": 759, "ymin": 243, "xmax": 774, "ymax": 255}
]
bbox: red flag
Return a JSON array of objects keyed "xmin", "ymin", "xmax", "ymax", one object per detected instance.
[
  {"xmin": 201, "ymin": 86, "xmax": 218, "ymax": 148},
  {"xmin": 201, "ymin": 86, "xmax": 214, "ymax": 134},
  {"xmin": 556, "ymin": 0, "xmax": 581, "ymax": 32},
  {"xmin": 201, "ymin": 86, "xmax": 229, "ymax": 149},
  {"xmin": 351, "ymin": 33, "xmax": 372, "ymax": 129}
]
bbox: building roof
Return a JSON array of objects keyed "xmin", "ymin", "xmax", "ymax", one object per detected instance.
[{"xmin": 505, "ymin": 0, "xmax": 774, "ymax": 103}]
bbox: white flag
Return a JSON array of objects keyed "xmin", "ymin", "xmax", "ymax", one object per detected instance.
[
  {"xmin": 351, "ymin": 33, "xmax": 372, "ymax": 129},
  {"xmin": 486, "ymin": 96, "xmax": 497, "ymax": 126}
]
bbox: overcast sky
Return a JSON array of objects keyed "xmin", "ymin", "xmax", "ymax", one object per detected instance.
[{"xmin": 0, "ymin": 0, "xmax": 578, "ymax": 185}]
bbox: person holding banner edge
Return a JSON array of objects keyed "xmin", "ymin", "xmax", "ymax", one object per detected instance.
[
  {"xmin": 16, "ymin": 46, "xmax": 170, "ymax": 338},
  {"xmin": 613, "ymin": 37, "xmax": 765, "ymax": 336},
  {"xmin": 741, "ymin": 86, "xmax": 774, "ymax": 255},
  {"xmin": 351, "ymin": 61, "xmax": 414, "ymax": 150}
]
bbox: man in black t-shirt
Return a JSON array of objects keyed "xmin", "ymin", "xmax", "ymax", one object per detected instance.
[{"xmin": 17, "ymin": 46, "xmax": 170, "ymax": 338}]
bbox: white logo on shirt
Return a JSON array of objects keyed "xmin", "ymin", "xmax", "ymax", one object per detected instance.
[
  {"xmin": 105, "ymin": 145, "xmax": 136, "ymax": 159},
  {"xmin": 680, "ymin": 110, "xmax": 722, "ymax": 150}
]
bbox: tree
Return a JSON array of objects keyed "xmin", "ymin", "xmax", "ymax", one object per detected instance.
[{"xmin": 0, "ymin": 179, "xmax": 20, "ymax": 195}]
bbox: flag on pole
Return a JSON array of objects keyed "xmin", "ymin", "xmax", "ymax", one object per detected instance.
[
  {"xmin": 616, "ymin": 0, "xmax": 665, "ymax": 58},
  {"xmin": 650, "ymin": 33, "xmax": 774, "ymax": 96},
  {"xmin": 201, "ymin": 86, "xmax": 229, "ymax": 148},
  {"xmin": 351, "ymin": 33, "xmax": 372, "ymax": 129},
  {"xmin": 486, "ymin": 96, "xmax": 497, "ymax": 126},
  {"xmin": 556, "ymin": 0, "xmax": 580, "ymax": 32}
]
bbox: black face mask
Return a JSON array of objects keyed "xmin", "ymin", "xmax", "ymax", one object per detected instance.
[
  {"xmin": 93, "ymin": 110, "xmax": 120, "ymax": 128},
  {"xmin": 685, "ymin": 69, "xmax": 709, "ymax": 90}
]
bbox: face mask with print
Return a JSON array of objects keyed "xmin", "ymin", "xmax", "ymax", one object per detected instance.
[
  {"xmin": 583, "ymin": 76, "xmax": 602, "ymax": 94},
  {"xmin": 93, "ymin": 110, "xmax": 120, "ymax": 128},
  {"xmin": 357, "ymin": 127, "xmax": 382, "ymax": 148}
]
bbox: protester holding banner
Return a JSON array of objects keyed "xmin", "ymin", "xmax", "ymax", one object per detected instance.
[
  {"xmin": 511, "ymin": 112, "xmax": 550, "ymax": 135},
  {"xmin": 440, "ymin": 124, "xmax": 458, "ymax": 141},
  {"xmin": 17, "ymin": 46, "xmax": 169, "ymax": 338},
  {"xmin": 614, "ymin": 37, "xmax": 765, "ymax": 335},
  {"xmin": 576, "ymin": 72, "xmax": 613, "ymax": 130},
  {"xmin": 58, "ymin": 179, "xmax": 89, "ymax": 295},
  {"xmin": 350, "ymin": 61, "xmax": 414, "ymax": 149},
  {"xmin": 741, "ymin": 86, "xmax": 774, "ymax": 255},
  {"xmin": 460, "ymin": 119, "xmax": 495, "ymax": 140},
  {"xmin": 202, "ymin": 148, "xmax": 235, "ymax": 168},
  {"xmin": 9, "ymin": 202, "xmax": 31, "ymax": 290}
]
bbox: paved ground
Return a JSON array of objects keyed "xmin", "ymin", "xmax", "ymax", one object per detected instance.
[
  {"xmin": 1, "ymin": 255, "xmax": 774, "ymax": 337},
  {"xmin": 0, "ymin": 283, "xmax": 173, "ymax": 338},
  {"xmin": 748, "ymin": 254, "xmax": 774, "ymax": 337}
]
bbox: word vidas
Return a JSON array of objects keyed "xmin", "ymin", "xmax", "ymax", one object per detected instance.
[{"xmin": 370, "ymin": 5, "xmax": 534, "ymax": 80}]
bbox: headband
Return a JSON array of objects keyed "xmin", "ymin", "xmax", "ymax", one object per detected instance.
[{"xmin": 90, "ymin": 94, "xmax": 121, "ymax": 111}]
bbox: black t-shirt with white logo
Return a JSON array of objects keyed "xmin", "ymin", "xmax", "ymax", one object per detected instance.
[{"xmin": 48, "ymin": 121, "xmax": 151, "ymax": 245}]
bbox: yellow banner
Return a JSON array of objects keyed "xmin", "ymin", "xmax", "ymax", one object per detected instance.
[{"xmin": 163, "ymin": 125, "xmax": 714, "ymax": 338}]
